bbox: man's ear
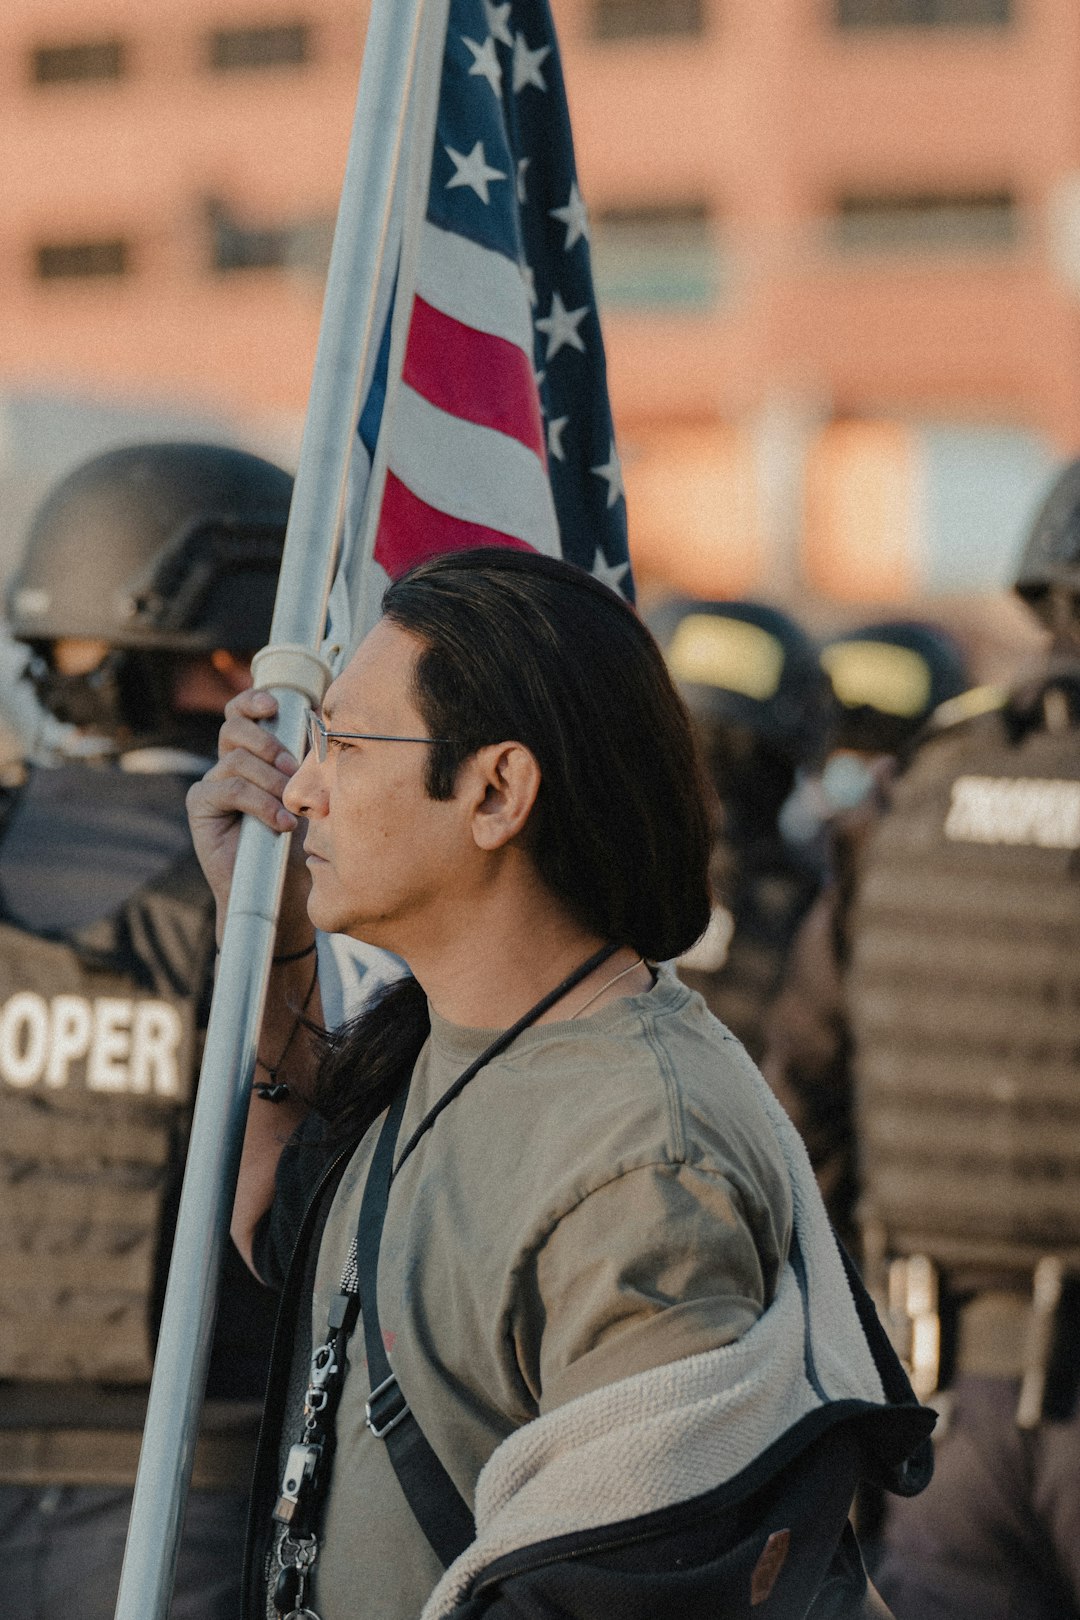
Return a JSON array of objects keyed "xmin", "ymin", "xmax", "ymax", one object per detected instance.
[{"xmin": 467, "ymin": 741, "xmax": 541, "ymax": 851}]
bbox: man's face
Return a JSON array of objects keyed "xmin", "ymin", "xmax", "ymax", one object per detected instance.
[{"xmin": 283, "ymin": 618, "xmax": 469, "ymax": 950}]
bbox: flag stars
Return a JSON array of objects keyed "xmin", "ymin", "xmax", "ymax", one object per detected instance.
[
  {"xmin": 547, "ymin": 416, "xmax": 569, "ymax": 462},
  {"xmin": 591, "ymin": 549, "xmax": 632, "ymax": 595},
  {"xmin": 550, "ymin": 182, "xmax": 590, "ymax": 251},
  {"xmin": 536, "ymin": 291, "xmax": 588, "ymax": 360},
  {"xmin": 445, "ymin": 141, "xmax": 506, "ymax": 204},
  {"xmin": 484, "ymin": 0, "xmax": 513, "ymax": 47},
  {"xmin": 591, "ymin": 440, "xmax": 625, "ymax": 508},
  {"xmin": 463, "ymin": 34, "xmax": 502, "ymax": 96},
  {"xmin": 512, "ymin": 32, "xmax": 550, "ymax": 94},
  {"xmin": 517, "ymin": 157, "xmax": 530, "ymax": 206}
]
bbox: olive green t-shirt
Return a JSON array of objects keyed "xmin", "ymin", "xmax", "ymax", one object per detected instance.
[{"xmin": 309, "ymin": 971, "xmax": 792, "ymax": 1618}]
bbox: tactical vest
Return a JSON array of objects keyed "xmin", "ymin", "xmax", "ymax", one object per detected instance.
[
  {"xmin": 0, "ymin": 770, "xmax": 217, "ymax": 1385},
  {"xmin": 848, "ymin": 680, "xmax": 1080, "ymax": 1276}
]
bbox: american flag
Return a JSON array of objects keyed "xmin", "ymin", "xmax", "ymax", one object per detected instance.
[{"xmin": 328, "ymin": 0, "xmax": 632, "ymax": 654}]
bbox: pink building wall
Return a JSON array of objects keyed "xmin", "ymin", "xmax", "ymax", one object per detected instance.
[{"xmin": 0, "ymin": 0, "xmax": 1076, "ymax": 608}]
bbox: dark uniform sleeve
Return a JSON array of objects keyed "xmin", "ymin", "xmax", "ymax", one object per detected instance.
[
  {"xmin": 759, "ymin": 882, "xmax": 858, "ymax": 1242},
  {"xmin": 758, "ymin": 779, "xmax": 891, "ymax": 1245}
]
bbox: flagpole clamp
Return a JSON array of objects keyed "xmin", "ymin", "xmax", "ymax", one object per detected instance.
[{"xmin": 251, "ymin": 644, "xmax": 332, "ymax": 706}]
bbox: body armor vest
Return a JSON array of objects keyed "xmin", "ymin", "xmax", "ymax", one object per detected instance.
[
  {"xmin": 848, "ymin": 677, "xmax": 1080, "ymax": 1275},
  {"xmin": 0, "ymin": 764, "xmax": 216, "ymax": 1384}
]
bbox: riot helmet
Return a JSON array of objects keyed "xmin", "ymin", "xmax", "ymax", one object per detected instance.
[
  {"xmin": 653, "ymin": 598, "xmax": 832, "ymax": 831},
  {"xmin": 1013, "ymin": 459, "xmax": 1080, "ymax": 640},
  {"xmin": 820, "ymin": 620, "xmax": 969, "ymax": 757},
  {"xmin": 8, "ymin": 442, "xmax": 292, "ymax": 743}
]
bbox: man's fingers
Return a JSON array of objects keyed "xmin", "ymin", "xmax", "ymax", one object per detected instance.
[
  {"xmin": 189, "ymin": 770, "xmax": 298, "ymax": 834},
  {"xmin": 225, "ymin": 687, "xmax": 278, "ymax": 722},
  {"xmin": 214, "ymin": 746, "xmax": 296, "ymax": 801},
  {"xmin": 217, "ymin": 710, "xmax": 300, "ymax": 774}
]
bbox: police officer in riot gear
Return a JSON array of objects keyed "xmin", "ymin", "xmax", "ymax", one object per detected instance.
[
  {"xmin": 844, "ymin": 471, "xmax": 1080, "ymax": 1619},
  {"xmin": 0, "ymin": 442, "xmax": 291, "ymax": 1618},
  {"xmin": 654, "ymin": 598, "xmax": 832, "ymax": 1063}
]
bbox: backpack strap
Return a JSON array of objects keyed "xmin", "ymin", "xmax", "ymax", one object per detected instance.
[{"xmin": 356, "ymin": 1083, "xmax": 476, "ymax": 1566}]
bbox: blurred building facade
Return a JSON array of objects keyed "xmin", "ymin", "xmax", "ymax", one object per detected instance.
[{"xmin": 0, "ymin": 0, "xmax": 1076, "ymax": 605}]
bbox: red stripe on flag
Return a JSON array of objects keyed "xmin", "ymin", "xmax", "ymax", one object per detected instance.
[
  {"xmin": 403, "ymin": 297, "xmax": 546, "ymax": 462},
  {"xmin": 374, "ymin": 473, "xmax": 536, "ymax": 579}
]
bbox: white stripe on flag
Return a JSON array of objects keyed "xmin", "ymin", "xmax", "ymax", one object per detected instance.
[
  {"xmin": 325, "ymin": 437, "xmax": 373, "ymax": 663},
  {"xmin": 388, "ymin": 385, "xmax": 560, "ymax": 551},
  {"xmin": 416, "ymin": 222, "xmax": 535, "ymax": 358}
]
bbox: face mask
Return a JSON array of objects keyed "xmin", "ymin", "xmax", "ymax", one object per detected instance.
[
  {"xmin": 821, "ymin": 752, "xmax": 877, "ymax": 812},
  {"xmin": 31, "ymin": 649, "xmax": 127, "ymax": 734}
]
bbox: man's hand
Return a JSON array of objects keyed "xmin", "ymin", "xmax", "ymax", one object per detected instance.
[{"xmin": 186, "ymin": 688, "xmax": 308, "ymax": 940}]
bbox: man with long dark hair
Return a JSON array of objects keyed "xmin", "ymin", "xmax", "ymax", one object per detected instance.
[{"xmin": 189, "ymin": 548, "xmax": 931, "ymax": 1620}]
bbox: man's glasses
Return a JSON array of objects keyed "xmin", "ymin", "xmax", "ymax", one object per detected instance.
[{"xmin": 304, "ymin": 709, "xmax": 450, "ymax": 763}]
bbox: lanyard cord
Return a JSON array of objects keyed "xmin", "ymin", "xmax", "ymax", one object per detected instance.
[{"xmin": 389, "ymin": 940, "xmax": 619, "ymax": 1182}]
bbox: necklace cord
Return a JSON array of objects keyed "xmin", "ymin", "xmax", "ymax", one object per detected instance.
[
  {"xmin": 570, "ymin": 956, "xmax": 646, "ymax": 1019},
  {"xmin": 391, "ymin": 940, "xmax": 619, "ymax": 1180}
]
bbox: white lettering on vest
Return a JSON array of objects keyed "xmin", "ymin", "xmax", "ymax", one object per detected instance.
[
  {"xmin": 944, "ymin": 775, "xmax": 1080, "ymax": 850},
  {"xmin": 87, "ymin": 999, "xmax": 133, "ymax": 1092},
  {"xmin": 45, "ymin": 994, "xmax": 94, "ymax": 1087},
  {"xmin": 0, "ymin": 992, "xmax": 49, "ymax": 1087},
  {"xmin": 130, "ymin": 1002, "xmax": 184, "ymax": 1097},
  {"xmin": 0, "ymin": 995, "xmax": 185, "ymax": 1097}
]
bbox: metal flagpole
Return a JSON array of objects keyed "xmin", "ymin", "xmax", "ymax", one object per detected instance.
[{"xmin": 113, "ymin": 1, "xmax": 436, "ymax": 1613}]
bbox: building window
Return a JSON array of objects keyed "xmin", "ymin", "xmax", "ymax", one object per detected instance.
[
  {"xmin": 208, "ymin": 22, "xmax": 310, "ymax": 71},
  {"xmin": 31, "ymin": 40, "xmax": 125, "ymax": 84},
  {"xmin": 589, "ymin": 0, "xmax": 704, "ymax": 41},
  {"xmin": 207, "ymin": 200, "xmax": 333, "ymax": 275},
  {"xmin": 35, "ymin": 239, "xmax": 130, "ymax": 280},
  {"xmin": 832, "ymin": 191, "xmax": 1018, "ymax": 253},
  {"xmin": 592, "ymin": 203, "xmax": 719, "ymax": 309},
  {"xmin": 836, "ymin": 0, "xmax": 1009, "ymax": 26}
]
